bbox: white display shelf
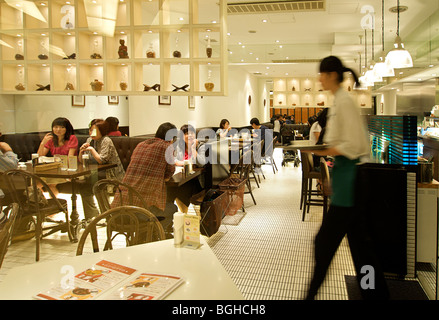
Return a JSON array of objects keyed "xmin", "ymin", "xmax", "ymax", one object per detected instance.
[
  {"xmin": 271, "ymin": 76, "xmax": 371, "ymax": 108},
  {"xmin": 0, "ymin": 0, "xmax": 228, "ymax": 96}
]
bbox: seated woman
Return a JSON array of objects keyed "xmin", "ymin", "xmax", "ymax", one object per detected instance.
[
  {"xmin": 37, "ymin": 117, "xmax": 78, "ymax": 196},
  {"xmin": 170, "ymin": 124, "xmax": 205, "ymax": 213},
  {"xmin": 106, "ymin": 116, "xmax": 123, "ymax": 136},
  {"xmin": 216, "ymin": 119, "xmax": 232, "ymax": 138},
  {"xmin": 78, "ymin": 119, "xmax": 125, "ymax": 221}
]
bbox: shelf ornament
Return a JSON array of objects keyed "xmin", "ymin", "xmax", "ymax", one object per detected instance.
[{"xmin": 118, "ymin": 39, "xmax": 129, "ymax": 59}]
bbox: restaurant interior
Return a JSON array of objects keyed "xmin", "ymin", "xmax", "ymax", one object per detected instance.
[{"xmin": 0, "ymin": 0, "xmax": 439, "ymax": 302}]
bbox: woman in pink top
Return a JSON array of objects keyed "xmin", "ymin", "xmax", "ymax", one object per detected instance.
[{"xmin": 37, "ymin": 117, "xmax": 78, "ymax": 196}]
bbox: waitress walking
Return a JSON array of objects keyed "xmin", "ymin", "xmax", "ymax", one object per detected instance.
[{"xmin": 304, "ymin": 56, "xmax": 389, "ymax": 300}]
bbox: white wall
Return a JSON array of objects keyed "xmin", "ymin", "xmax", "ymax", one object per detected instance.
[
  {"xmin": 128, "ymin": 65, "xmax": 263, "ymax": 136},
  {"xmin": 13, "ymin": 95, "xmax": 129, "ymax": 133},
  {"xmin": 0, "ymin": 95, "xmax": 15, "ymax": 134},
  {"xmin": 376, "ymin": 90, "xmax": 397, "ymax": 115}
]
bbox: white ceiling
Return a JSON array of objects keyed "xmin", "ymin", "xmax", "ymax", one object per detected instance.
[{"xmin": 224, "ymin": 0, "xmax": 439, "ymax": 79}]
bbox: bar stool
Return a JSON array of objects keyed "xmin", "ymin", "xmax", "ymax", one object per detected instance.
[
  {"xmin": 319, "ymin": 157, "xmax": 331, "ymax": 216},
  {"xmin": 300, "ymin": 152, "xmax": 323, "ymax": 221}
]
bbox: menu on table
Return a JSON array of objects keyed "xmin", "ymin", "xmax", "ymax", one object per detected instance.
[
  {"xmin": 108, "ymin": 273, "xmax": 184, "ymax": 300},
  {"xmin": 33, "ymin": 260, "xmax": 183, "ymax": 300}
]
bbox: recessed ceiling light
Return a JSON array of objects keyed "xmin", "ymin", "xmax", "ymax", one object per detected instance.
[
  {"xmin": 262, "ymin": 19, "xmax": 267, "ymax": 23},
  {"xmin": 241, "ymin": 45, "xmax": 245, "ymax": 48},
  {"xmin": 275, "ymin": 40, "xmax": 280, "ymax": 43},
  {"xmin": 227, "ymin": 33, "xmax": 231, "ymax": 36},
  {"xmin": 211, "ymin": 20, "xmax": 217, "ymax": 24},
  {"xmin": 179, "ymin": 17, "xmax": 184, "ymax": 21}
]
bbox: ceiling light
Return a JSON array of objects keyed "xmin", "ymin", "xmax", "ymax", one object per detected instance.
[
  {"xmin": 386, "ymin": 0, "xmax": 413, "ymax": 69},
  {"xmin": 373, "ymin": 51, "xmax": 395, "ymax": 77},
  {"xmin": 262, "ymin": 19, "xmax": 267, "ymax": 23}
]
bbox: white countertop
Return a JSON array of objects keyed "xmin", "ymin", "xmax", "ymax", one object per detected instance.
[{"xmin": 0, "ymin": 238, "xmax": 244, "ymax": 300}]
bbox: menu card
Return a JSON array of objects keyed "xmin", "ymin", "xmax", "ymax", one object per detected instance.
[
  {"xmin": 108, "ymin": 273, "xmax": 184, "ymax": 300},
  {"xmin": 33, "ymin": 260, "xmax": 183, "ymax": 300},
  {"xmin": 34, "ymin": 260, "xmax": 136, "ymax": 300}
]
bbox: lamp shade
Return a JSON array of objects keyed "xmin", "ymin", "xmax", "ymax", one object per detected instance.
[
  {"xmin": 386, "ymin": 35, "xmax": 413, "ymax": 69},
  {"xmin": 373, "ymin": 51, "xmax": 395, "ymax": 77}
]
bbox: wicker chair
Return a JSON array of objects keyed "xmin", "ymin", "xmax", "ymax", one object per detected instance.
[
  {"xmin": 0, "ymin": 203, "xmax": 19, "ymax": 268},
  {"xmin": 5, "ymin": 169, "xmax": 71, "ymax": 261},
  {"xmin": 76, "ymin": 205, "xmax": 165, "ymax": 255}
]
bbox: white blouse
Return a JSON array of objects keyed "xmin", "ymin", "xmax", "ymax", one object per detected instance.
[{"xmin": 323, "ymin": 88, "xmax": 370, "ymax": 160}]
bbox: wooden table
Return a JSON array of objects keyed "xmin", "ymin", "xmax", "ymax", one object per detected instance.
[
  {"xmin": 27, "ymin": 162, "xmax": 117, "ymax": 243},
  {"xmin": 166, "ymin": 167, "xmax": 204, "ymax": 187},
  {"xmin": 0, "ymin": 238, "xmax": 245, "ymax": 300},
  {"xmin": 282, "ymin": 140, "xmax": 327, "ymax": 151}
]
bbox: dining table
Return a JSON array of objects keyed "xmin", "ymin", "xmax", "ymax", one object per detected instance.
[
  {"xmin": 166, "ymin": 167, "xmax": 204, "ymax": 188},
  {"xmin": 0, "ymin": 237, "xmax": 245, "ymax": 300},
  {"xmin": 24, "ymin": 161, "xmax": 117, "ymax": 243}
]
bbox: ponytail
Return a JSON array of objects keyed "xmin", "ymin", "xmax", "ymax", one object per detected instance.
[{"xmin": 320, "ymin": 56, "xmax": 360, "ymax": 87}]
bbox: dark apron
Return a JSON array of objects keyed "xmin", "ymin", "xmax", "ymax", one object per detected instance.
[{"xmin": 330, "ymin": 156, "xmax": 359, "ymax": 207}]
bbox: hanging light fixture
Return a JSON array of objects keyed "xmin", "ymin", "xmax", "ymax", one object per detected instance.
[
  {"xmin": 386, "ymin": 0, "xmax": 413, "ymax": 69},
  {"xmin": 365, "ymin": 15, "xmax": 383, "ymax": 83},
  {"xmin": 359, "ymin": 33, "xmax": 374, "ymax": 87},
  {"xmin": 374, "ymin": 0, "xmax": 395, "ymax": 77}
]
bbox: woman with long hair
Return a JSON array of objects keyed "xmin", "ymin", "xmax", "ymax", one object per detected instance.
[
  {"xmin": 37, "ymin": 117, "xmax": 78, "ymax": 196},
  {"xmin": 78, "ymin": 119, "xmax": 125, "ymax": 221},
  {"xmin": 304, "ymin": 56, "xmax": 389, "ymax": 300}
]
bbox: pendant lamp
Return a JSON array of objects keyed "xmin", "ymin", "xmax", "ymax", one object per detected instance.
[
  {"xmin": 373, "ymin": 0, "xmax": 395, "ymax": 77},
  {"xmin": 386, "ymin": 0, "xmax": 413, "ymax": 69}
]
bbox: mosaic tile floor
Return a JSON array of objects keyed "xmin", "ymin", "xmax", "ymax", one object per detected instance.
[{"xmin": 0, "ymin": 148, "xmax": 385, "ymax": 300}]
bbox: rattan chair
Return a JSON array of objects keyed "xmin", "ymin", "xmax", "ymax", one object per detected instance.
[
  {"xmin": 0, "ymin": 203, "xmax": 19, "ymax": 268},
  {"xmin": 76, "ymin": 205, "xmax": 166, "ymax": 255},
  {"xmin": 5, "ymin": 169, "xmax": 71, "ymax": 261},
  {"xmin": 93, "ymin": 179, "xmax": 165, "ymax": 221}
]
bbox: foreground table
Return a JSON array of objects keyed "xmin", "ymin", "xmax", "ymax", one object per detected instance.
[{"xmin": 0, "ymin": 238, "xmax": 244, "ymax": 300}]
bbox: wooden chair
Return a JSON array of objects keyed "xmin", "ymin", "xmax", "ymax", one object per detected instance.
[
  {"xmin": 92, "ymin": 179, "xmax": 165, "ymax": 221},
  {"xmin": 320, "ymin": 157, "xmax": 331, "ymax": 216},
  {"xmin": 263, "ymin": 137, "xmax": 278, "ymax": 174},
  {"xmin": 300, "ymin": 152, "xmax": 323, "ymax": 221},
  {"xmin": 0, "ymin": 203, "xmax": 19, "ymax": 268},
  {"xmin": 229, "ymin": 149, "xmax": 256, "ymax": 205},
  {"xmin": 5, "ymin": 169, "xmax": 71, "ymax": 261},
  {"xmin": 251, "ymin": 139, "xmax": 265, "ymax": 184},
  {"xmin": 76, "ymin": 205, "xmax": 166, "ymax": 255}
]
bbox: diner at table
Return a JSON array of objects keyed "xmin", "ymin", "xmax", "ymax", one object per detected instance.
[
  {"xmin": 36, "ymin": 117, "xmax": 78, "ymax": 220},
  {"xmin": 78, "ymin": 119, "xmax": 125, "ymax": 222},
  {"xmin": 110, "ymin": 122, "xmax": 178, "ymax": 236}
]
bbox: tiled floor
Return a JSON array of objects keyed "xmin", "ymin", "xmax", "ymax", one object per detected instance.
[{"xmin": 0, "ymin": 148, "xmax": 358, "ymax": 299}]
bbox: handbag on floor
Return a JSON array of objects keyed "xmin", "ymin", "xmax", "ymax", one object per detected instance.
[{"xmin": 199, "ymin": 189, "xmax": 228, "ymax": 237}]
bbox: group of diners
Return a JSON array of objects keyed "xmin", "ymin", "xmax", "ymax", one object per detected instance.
[{"xmin": 0, "ymin": 116, "xmax": 272, "ymax": 238}]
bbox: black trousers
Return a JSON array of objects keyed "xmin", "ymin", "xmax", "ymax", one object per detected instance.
[{"xmin": 306, "ymin": 205, "xmax": 389, "ymax": 300}]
